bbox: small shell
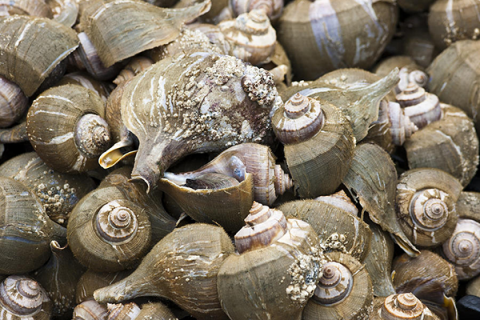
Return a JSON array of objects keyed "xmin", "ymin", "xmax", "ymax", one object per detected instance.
[
  {"xmin": 0, "ymin": 75, "xmax": 28, "ymax": 128},
  {"xmin": 229, "ymin": 0, "xmax": 283, "ymax": 21},
  {"xmin": 107, "ymin": 302, "xmax": 141, "ymax": 320},
  {"xmin": 372, "ymin": 293, "xmax": 440, "ymax": 320},
  {"xmin": 442, "ymin": 218, "xmax": 480, "ymax": 280},
  {"xmin": 113, "ymin": 56, "xmax": 154, "ymax": 86},
  {"xmin": 73, "ymin": 300, "xmax": 108, "ymax": 320}
]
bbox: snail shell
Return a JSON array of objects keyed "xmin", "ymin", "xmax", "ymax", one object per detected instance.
[
  {"xmin": 277, "ymin": 0, "xmax": 397, "ymax": 80},
  {"xmin": 67, "ymin": 186, "xmax": 152, "ymax": 272},
  {"xmin": 442, "ymin": 218, "xmax": 480, "ymax": 280},
  {"xmin": 396, "ymin": 168, "xmax": 462, "ymax": 247},
  {"xmin": 456, "ymin": 191, "xmax": 480, "ymax": 221},
  {"xmin": 218, "ymin": 9, "xmax": 276, "ymax": 66},
  {"xmin": 0, "ymin": 275, "xmax": 52, "ymax": 320},
  {"xmin": 0, "ymin": 176, "xmax": 63, "ymax": 274},
  {"xmin": 217, "ymin": 202, "xmax": 324, "ymax": 320},
  {"xmin": 393, "ymin": 250, "xmax": 458, "ymax": 298},
  {"xmin": 75, "ymin": 270, "xmax": 131, "ymax": 304},
  {"xmin": 0, "ymin": 16, "xmax": 78, "ymax": 96},
  {"xmin": 163, "ymin": 143, "xmax": 293, "ymax": 206},
  {"xmin": 0, "ymin": 75, "xmax": 28, "ymax": 128},
  {"xmin": 303, "ymin": 251, "xmax": 373, "ymax": 320},
  {"xmin": 73, "ymin": 300, "xmax": 108, "ymax": 320},
  {"xmin": 371, "ymin": 293, "xmax": 440, "ymax": 320},
  {"xmin": 113, "ymin": 56, "xmax": 154, "ymax": 86},
  {"xmin": 229, "ymin": 0, "xmax": 283, "ymax": 21},
  {"xmin": 428, "ymin": 0, "xmax": 480, "ymax": 50},
  {"xmin": 364, "ymin": 223, "xmax": 396, "ymax": 297},
  {"xmin": 27, "ymin": 84, "xmax": 111, "ymax": 173},
  {"xmin": 94, "ymin": 223, "xmax": 234, "ymax": 320},
  {"xmin": 0, "ymin": 152, "xmax": 96, "ymax": 225},
  {"xmin": 0, "ymin": 0, "xmax": 53, "ymax": 17},
  {"xmin": 115, "ymin": 50, "xmax": 278, "ymax": 192},
  {"xmin": 427, "ymin": 40, "xmax": 480, "ymax": 136},
  {"xmin": 58, "ymin": 72, "xmax": 113, "ymax": 104},
  {"xmin": 81, "ymin": 0, "xmax": 211, "ymax": 67},
  {"xmin": 33, "ymin": 241, "xmax": 86, "ymax": 319},
  {"xmin": 49, "ymin": 0, "xmax": 79, "ymax": 27},
  {"xmin": 272, "ymin": 93, "xmax": 355, "ymax": 198},
  {"xmin": 107, "ymin": 302, "xmax": 140, "ymax": 320},
  {"xmin": 404, "ymin": 104, "xmax": 480, "ymax": 187},
  {"xmin": 278, "ymin": 199, "xmax": 372, "ymax": 263},
  {"xmin": 395, "ymin": 83, "xmax": 442, "ymax": 130},
  {"xmin": 134, "ymin": 302, "xmax": 177, "ymax": 320},
  {"xmin": 342, "ymin": 143, "xmax": 420, "ymax": 257}
]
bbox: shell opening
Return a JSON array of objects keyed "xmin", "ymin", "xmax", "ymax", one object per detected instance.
[
  {"xmin": 313, "ymin": 262, "xmax": 353, "ymax": 306},
  {"xmin": 95, "ymin": 200, "xmax": 138, "ymax": 243}
]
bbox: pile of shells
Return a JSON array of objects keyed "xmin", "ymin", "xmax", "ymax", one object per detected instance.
[{"xmin": 1, "ymin": 0, "xmax": 480, "ymax": 319}]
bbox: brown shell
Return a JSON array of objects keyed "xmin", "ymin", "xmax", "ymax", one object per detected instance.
[
  {"xmin": 371, "ymin": 293, "xmax": 440, "ymax": 320},
  {"xmin": 278, "ymin": 199, "xmax": 372, "ymax": 263},
  {"xmin": 218, "ymin": 213, "xmax": 324, "ymax": 320},
  {"xmin": 342, "ymin": 143, "xmax": 420, "ymax": 257},
  {"xmin": 0, "ymin": 75, "xmax": 28, "ymax": 128},
  {"xmin": 75, "ymin": 270, "xmax": 131, "ymax": 304},
  {"xmin": 0, "ymin": 16, "xmax": 78, "ymax": 96},
  {"xmin": 393, "ymin": 250, "xmax": 458, "ymax": 298},
  {"xmin": 81, "ymin": 0, "xmax": 211, "ymax": 67},
  {"xmin": 27, "ymin": 84, "xmax": 110, "ymax": 173},
  {"xmin": 73, "ymin": 300, "xmax": 108, "ymax": 320},
  {"xmin": 428, "ymin": 0, "xmax": 480, "ymax": 50},
  {"xmin": 58, "ymin": 72, "xmax": 113, "ymax": 103},
  {"xmin": 303, "ymin": 252, "xmax": 373, "ymax": 320},
  {"xmin": 94, "ymin": 224, "xmax": 235, "ymax": 320},
  {"xmin": 49, "ymin": 0, "xmax": 79, "ymax": 27},
  {"xmin": 0, "ymin": 0, "xmax": 53, "ymax": 17},
  {"xmin": 0, "ymin": 152, "xmax": 96, "ymax": 225},
  {"xmin": 456, "ymin": 191, "xmax": 480, "ymax": 222},
  {"xmin": 229, "ymin": 0, "xmax": 283, "ymax": 21},
  {"xmin": 404, "ymin": 104, "xmax": 479, "ymax": 187},
  {"xmin": 442, "ymin": 218, "xmax": 480, "ymax": 280},
  {"xmin": 396, "ymin": 168, "xmax": 462, "ymax": 247},
  {"xmin": 277, "ymin": 0, "xmax": 397, "ymax": 80}
]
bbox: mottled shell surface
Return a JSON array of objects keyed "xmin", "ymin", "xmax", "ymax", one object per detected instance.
[
  {"xmin": 94, "ymin": 224, "xmax": 234, "ymax": 320},
  {"xmin": 277, "ymin": 0, "xmax": 397, "ymax": 80},
  {"xmin": 121, "ymin": 51, "xmax": 277, "ymax": 191},
  {"xmin": 342, "ymin": 143, "xmax": 419, "ymax": 257},
  {"xmin": 0, "ymin": 16, "xmax": 78, "ymax": 96},
  {"xmin": 404, "ymin": 104, "xmax": 479, "ymax": 187},
  {"xmin": 278, "ymin": 199, "xmax": 372, "ymax": 263},
  {"xmin": 456, "ymin": 191, "xmax": 480, "ymax": 221}
]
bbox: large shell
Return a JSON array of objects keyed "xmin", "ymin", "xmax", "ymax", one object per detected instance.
[
  {"xmin": 456, "ymin": 191, "xmax": 480, "ymax": 221},
  {"xmin": 278, "ymin": 199, "xmax": 372, "ymax": 263},
  {"xmin": 0, "ymin": 75, "xmax": 28, "ymax": 128},
  {"xmin": 0, "ymin": 152, "xmax": 96, "ymax": 225},
  {"xmin": 67, "ymin": 186, "xmax": 152, "ymax": 272},
  {"xmin": 116, "ymin": 51, "xmax": 277, "ymax": 192},
  {"xmin": 94, "ymin": 224, "xmax": 235, "ymax": 320},
  {"xmin": 0, "ymin": 16, "xmax": 78, "ymax": 96},
  {"xmin": 396, "ymin": 168, "xmax": 462, "ymax": 248},
  {"xmin": 27, "ymin": 84, "xmax": 110, "ymax": 173},
  {"xmin": 75, "ymin": 269, "xmax": 131, "ymax": 304},
  {"xmin": 404, "ymin": 104, "xmax": 479, "ymax": 187},
  {"xmin": 277, "ymin": 0, "xmax": 397, "ymax": 80},
  {"xmin": 0, "ymin": 0, "xmax": 53, "ymax": 17},
  {"xmin": 272, "ymin": 93, "xmax": 355, "ymax": 198},
  {"xmin": 303, "ymin": 251, "xmax": 373, "ymax": 320},
  {"xmin": 217, "ymin": 203, "xmax": 324, "ymax": 320},
  {"xmin": 81, "ymin": 0, "xmax": 211, "ymax": 67},
  {"xmin": 342, "ymin": 143, "xmax": 420, "ymax": 257}
]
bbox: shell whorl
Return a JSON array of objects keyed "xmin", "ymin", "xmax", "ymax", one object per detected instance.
[
  {"xmin": 272, "ymin": 93, "xmax": 324, "ymax": 144},
  {"xmin": 396, "ymin": 83, "xmax": 441, "ymax": 129},
  {"xmin": 113, "ymin": 56, "xmax": 154, "ymax": 86},
  {"xmin": 75, "ymin": 113, "xmax": 111, "ymax": 158},
  {"xmin": 273, "ymin": 164, "xmax": 293, "ymax": 196},
  {"xmin": 313, "ymin": 262, "xmax": 353, "ymax": 306},
  {"xmin": 73, "ymin": 300, "xmax": 108, "ymax": 320},
  {"xmin": 442, "ymin": 218, "xmax": 480, "ymax": 280},
  {"xmin": 396, "ymin": 68, "xmax": 428, "ymax": 94},
  {"xmin": 229, "ymin": 0, "xmax": 284, "ymax": 21},
  {"xmin": 409, "ymin": 188, "xmax": 451, "ymax": 231},
  {"xmin": 388, "ymin": 101, "xmax": 418, "ymax": 146},
  {"xmin": 381, "ymin": 293, "xmax": 430, "ymax": 320},
  {"xmin": 234, "ymin": 201, "xmax": 288, "ymax": 253},
  {"xmin": 0, "ymin": 276, "xmax": 47, "ymax": 316},
  {"xmin": 95, "ymin": 200, "xmax": 138, "ymax": 243},
  {"xmin": 107, "ymin": 302, "xmax": 141, "ymax": 320}
]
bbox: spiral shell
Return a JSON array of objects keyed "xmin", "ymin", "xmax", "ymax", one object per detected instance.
[
  {"xmin": 442, "ymin": 218, "xmax": 480, "ymax": 280},
  {"xmin": 218, "ymin": 9, "xmax": 276, "ymax": 65},
  {"xmin": 395, "ymin": 83, "xmax": 442, "ymax": 129},
  {"xmin": 217, "ymin": 202, "xmax": 324, "ymax": 320},
  {"xmin": 67, "ymin": 187, "xmax": 151, "ymax": 272},
  {"xmin": 229, "ymin": 0, "xmax": 283, "ymax": 21},
  {"xmin": 73, "ymin": 300, "xmax": 108, "ymax": 320},
  {"xmin": 372, "ymin": 293, "xmax": 439, "ymax": 320},
  {"xmin": 396, "ymin": 168, "xmax": 462, "ymax": 247},
  {"xmin": 27, "ymin": 84, "xmax": 111, "ymax": 173},
  {"xmin": 303, "ymin": 252, "xmax": 373, "ymax": 320},
  {"xmin": 107, "ymin": 302, "xmax": 141, "ymax": 320},
  {"xmin": 0, "ymin": 275, "xmax": 52, "ymax": 319}
]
